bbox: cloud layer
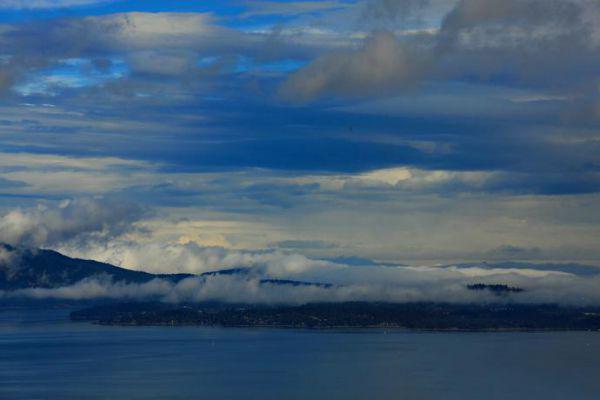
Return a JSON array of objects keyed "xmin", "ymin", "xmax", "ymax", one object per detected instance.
[
  {"xmin": 281, "ymin": 0, "xmax": 600, "ymax": 101},
  {"xmin": 0, "ymin": 1, "xmax": 598, "ymax": 269},
  {"xmin": 0, "ymin": 195, "xmax": 599, "ymax": 306},
  {"xmin": 4, "ymin": 259, "xmax": 600, "ymax": 306}
]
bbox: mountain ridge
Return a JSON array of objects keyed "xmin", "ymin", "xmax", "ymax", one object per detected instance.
[
  {"xmin": 0, "ymin": 244, "xmax": 330, "ymax": 291},
  {"xmin": 0, "ymin": 243, "xmax": 192, "ymax": 290},
  {"xmin": 3, "ymin": 243, "xmax": 599, "ymax": 294}
]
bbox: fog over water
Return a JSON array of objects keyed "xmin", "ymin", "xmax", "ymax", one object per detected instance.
[{"xmin": 3, "ymin": 241, "xmax": 600, "ymax": 305}]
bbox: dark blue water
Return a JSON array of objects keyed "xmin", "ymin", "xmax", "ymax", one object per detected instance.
[{"xmin": 1, "ymin": 308, "xmax": 600, "ymax": 400}]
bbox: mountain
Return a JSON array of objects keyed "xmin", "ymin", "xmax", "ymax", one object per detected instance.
[
  {"xmin": 0, "ymin": 244, "xmax": 330, "ymax": 291},
  {"xmin": 322, "ymin": 256, "xmax": 407, "ymax": 267},
  {"xmin": 440, "ymin": 261, "xmax": 600, "ymax": 277},
  {"xmin": 0, "ymin": 243, "xmax": 195, "ymax": 291},
  {"xmin": 6, "ymin": 243, "xmax": 594, "ymax": 295}
]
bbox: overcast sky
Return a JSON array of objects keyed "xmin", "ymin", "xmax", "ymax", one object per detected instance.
[{"xmin": 0, "ymin": 0, "xmax": 599, "ymax": 269}]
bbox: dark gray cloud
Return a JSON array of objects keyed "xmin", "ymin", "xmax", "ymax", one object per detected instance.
[
  {"xmin": 279, "ymin": 31, "xmax": 431, "ymax": 101},
  {"xmin": 436, "ymin": 0, "xmax": 599, "ymax": 87},
  {"xmin": 282, "ymin": 0, "xmax": 600, "ymax": 101},
  {"xmin": 360, "ymin": 0, "xmax": 432, "ymax": 25}
]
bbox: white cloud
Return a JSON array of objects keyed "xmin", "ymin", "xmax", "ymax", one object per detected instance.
[
  {"xmin": 0, "ymin": 0, "xmax": 117, "ymax": 9},
  {"xmin": 97, "ymin": 12, "xmax": 218, "ymax": 48},
  {"xmin": 241, "ymin": 1, "xmax": 352, "ymax": 18},
  {"xmin": 0, "ymin": 197, "xmax": 147, "ymax": 248},
  {"xmin": 0, "ymin": 152, "xmax": 150, "ymax": 170},
  {"xmin": 0, "ymin": 152, "xmax": 160, "ymax": 195},
  {"xmin": 4, "ymin": 258, "xmax": 600, "ymax": 306},
  {"xmin": 59, "ymin": 240, "xmax": 320, "ymax": 275}
]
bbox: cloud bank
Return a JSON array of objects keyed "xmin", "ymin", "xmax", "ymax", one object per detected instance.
[
  {"xmin": 281, "ymin": 0, "xmax": 600, "ymax": 101},
  {"xmin": 3, "ymin": 261, "xmax": 600, "ymax": 306},
  {"xmin": 1, "ymin": 197, "xmax": 599, "ymax": 306},
  {"xmin": 0, "ymin": 197, "xmax": 147, "ymax": 248}
]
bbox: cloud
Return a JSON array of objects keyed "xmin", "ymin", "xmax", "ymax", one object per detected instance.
[
  {"xmin": 360, "ymin": 0, "xmax": 432, "ymax": 25},
  {"xmin": 59, "ymin": 240, "xmax": 323, "ymax": 275},
  {"xmin": 4, "ymin": 258, "xmax": 600, "ymax": 306},
  {"xmin": 1, "ymin": 202, "xmax": 598, "ymax": 306},
  {"xmin": 35, "ymin": 231, "xmax": 600, "ymax": 304},
  {"xmin": 0, "ymin": 152, "xmax": 162, "ymax": 196},
  {"xmin": 4, "ymin": 11, "xmax": 215, "ymax": 51},
  {"xmin": 435, "ymin": 0, "xmax": 600, "ymax": 83},
  {"xmin": 281, "ymin": 0, "xmax": 600, "ymax": 101},
  {"xmin": 0, "ymin": 197, "xmax": 147, "ymax": 248},
  {"xmin": 444, "ymin": 260, "xmax": 600, "ymax": 277},
  {"xmin": 241, "ymin": 1, "xmax": 351, "ymax": 18},
  {"xmin": 0, "ymin": 2, "xmax": 598, "ymax": 268},
  {"xmin": 272, "ymin": 240, "xmax": 338, "ymax": 250},
  {"xmin": 0, "ymin": 245, "xmax": 18, "ymax": 266},
  {"xmin": 0, "ymin": 12, "xmax": 240, "ymax": 93},
  {"xmin": 0, "ymin": 176, "xmax": 26, "ymax": 189},
  {"xmin": 126, "ymin": 50, "xmax": 199, "ymax": 76},
  {"xmin": 0, "ymin": 65, "xmax": 17, "ymax": 93},
  {"xmin": 0, "ymin": 10, "xmax": 329, "ymax": 95},
  {"xmin": 486, "ymin": 245, "xmax": 542, "ymax": 260},
  {"xmin": 0, "ymin": 152, "xmax": 151, "ymax": 171},
  {"xmin": 0, "ymin": 0, "xmax": 117, "ymax": 9},
  {"xmin": 279, "ymin": 31, "xmax": 430, "ymax": 101}
]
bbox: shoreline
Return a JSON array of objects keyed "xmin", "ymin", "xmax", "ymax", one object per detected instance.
[
  {"xmin": 69, "ymin": 301, "xmax": 600, "ymax": 332},
  {"xmin": 80, "ymin": 320, "xmax": 600, "ymax": 333}
]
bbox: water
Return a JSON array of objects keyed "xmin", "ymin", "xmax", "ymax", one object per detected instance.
[{"xmin": 1, "ymin": 308, "xmax": 600, "ymax": 400}]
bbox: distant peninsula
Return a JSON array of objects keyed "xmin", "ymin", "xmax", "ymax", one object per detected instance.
[
  {"xmin": 71, "ymin": 302, "xmax": 600, "ymax": 331},
  {"xmin": 4, "ymin": 243, "xmax": 600, "ymax": 332}
]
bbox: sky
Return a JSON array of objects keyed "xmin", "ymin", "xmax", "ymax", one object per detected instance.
[{"xmin": 0, "ymin": 0, "xmax": 599, "ymax": 281}]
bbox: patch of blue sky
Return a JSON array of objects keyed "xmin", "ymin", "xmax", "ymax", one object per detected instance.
[
  {"xmin": 223, "ymin": 1, "xmax": 357, "ymax": 31},
  {"xmin": 87, "ymin": 0, "xmax": 246, "ymax": 17},
  {"xmin": 233, "ymin": 56, "xmax": 306, "ymax": 74},
  {"xmin": 197, "ymin": 56, "xmax": 220, "ymax": 68},
  {"xmin": 14, "ymin": 57, "xmax": 128, "ymax": 96},
  {"xmin": 196, "ymin": 55, "xmax": 305, "ymax": 75},
  {"xmin": 223, "ymin": 14, "xmax": 314, "ymax": 31},
  {"xmin": 0, "ymin": 1, "xmax": 246, "ymax": 23},
  {"xmin": 0, "ymin": 1, "xmax": 355, "ymax": 29}
]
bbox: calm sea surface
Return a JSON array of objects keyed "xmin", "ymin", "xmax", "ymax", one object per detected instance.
[{"xmin": 1, "ymin": 307, "xmax": 600, "ymax": 400}]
